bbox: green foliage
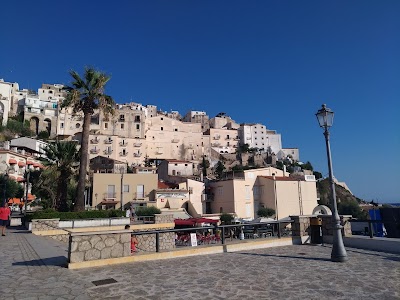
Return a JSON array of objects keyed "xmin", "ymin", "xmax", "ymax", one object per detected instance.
[
  {"xmin": 215, "ymin": 161, "xmax": 225, "ymax": 179},
  {"xmin": 0, "ymin": 175, "xmax": 24, "ymax": 200},
  {"xmin": 26, "ymin": 209, "xmax": 125, "ymax": 222},
  {"xmin": 313, "ymin": 171, "xmax": 323, "ymax": 180},
  {"xmin": 257, "ymin": 207, "xmax": 275, "ymax": 217},
  {"xmin": 301, "ymin": 161, "xmax": 314, "ymax": 171},
  {"xmin": 0, "ymin": 119, "xmax": 33, "ymax": 137},
  {"xmin": 135, "ymin": 206, "xmax": 161, "ymax": 216},
  {"xmin": 220, "ymin": 213, "xmax": 234, "ymax": 224},
  {"xmin": 238, "ymin": 143, "xmax": 250, "ymax": 153},
  {"xmin": 38, "ymin": 130, "xmax": 50, "ymax": 139},
  {"xmin": 201, "ymin": 156, "xmax": 210, "ymax": 177},
  {"xmin": 338, "ymin": 200, "xmax": 368, "ymax": 219}
]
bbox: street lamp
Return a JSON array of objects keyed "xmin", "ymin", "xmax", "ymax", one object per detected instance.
[
  {"xmin": 2, "ymin": 173, "xmax": 8, "ymax": 207},
  {"xmin": 316, "ymin": 104, "xmax": 348, "ymax": 262}
]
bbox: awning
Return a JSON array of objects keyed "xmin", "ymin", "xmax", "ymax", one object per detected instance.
[
  {"xmin": 9, "ymin": 159, "xmax": 17, "ymax": 164},
  {"xmin": 18, "ymin": 161, "xmax": 25, "ymax": 167},
  {"xmin": 174, "ymin": 219, "xmax": 196, "ymax": 226},
  {"xmin": 8, "ymin": 198, "xmax": 23, "ymax": 205},
  {"xmin": 99, "ymin": 200, "xmax": 119, "ymax": 205},
  {"xmin": 26, "ymin": 161, "xmax": 34, "ymax": 165},
  {"xmin": 17, "ymin": 177, "xmax": 25, "ymax": 182}
]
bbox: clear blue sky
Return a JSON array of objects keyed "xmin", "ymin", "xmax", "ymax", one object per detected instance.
[{"xmin": 1, "ymin": 1, "xmax": 399, "ymax": 203}]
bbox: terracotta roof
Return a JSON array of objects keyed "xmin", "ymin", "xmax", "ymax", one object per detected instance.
[{"xmin": 18, "ymin": 161, "xmax": 25, "ymax": 167}]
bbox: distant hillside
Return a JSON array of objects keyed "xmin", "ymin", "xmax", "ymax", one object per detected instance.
[{"xmin": 317, "ymin": 178, "xmax": 368, "ymax": 219}]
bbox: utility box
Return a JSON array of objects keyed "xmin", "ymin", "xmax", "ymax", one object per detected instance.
[{"xmin": 310, "ymin": 217, "xmax": 323, "ymax": 244}]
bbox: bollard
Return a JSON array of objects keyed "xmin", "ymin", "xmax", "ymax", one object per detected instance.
[
  {"xmin": 221, "ymin": 227, "xmax": 225, "ymax": 244},
  {"xmin": 368, "ymin": 221, "xmax": 373, "ymax": 239},
  {"xmin": 277, "ymin": 223, "xmax": 281, "ymax": 238},
  {"xmin": 156, "ymin": 232, "xmax": 160, "ymax": 252}
]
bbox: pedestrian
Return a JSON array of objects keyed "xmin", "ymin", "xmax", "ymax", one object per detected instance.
[
  {"xmin": 124, "ymin": 225, "xmax": 138, "ymax": 253},
  {"xmin": 125, "ymin": 208, "xmax": 131, "ymax": 219},
  {"xmin": 0, "ymin": 203, "xmax": 11, "ymax": 236}
]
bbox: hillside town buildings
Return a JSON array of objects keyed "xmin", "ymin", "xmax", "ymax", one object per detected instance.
[{"xmin": 0, "ymin": 78, "xmax": 316, "ymax": 220}]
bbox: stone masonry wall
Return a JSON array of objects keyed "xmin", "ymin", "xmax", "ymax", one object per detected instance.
[
  {"xmin": 48, "ymin": 234, "xmax": 69, "ymax": 244},
  {"xmin": 132, "ymin": 228, "xmax": 175, "ymax": 252},
  {"xmin": 154, "ymin": 214, "xmax": 174, "ymax": 224},
  {"xmin": 319, "ymin": 215, "xmax": 352, "ymax": 237},
  {"xmin": 290, "ymin": 215, "xmax": 311, "ymax": 237},
  {"xmin": 31, "ymin": 219, "xmax": 60, "ymax": 232},
  {"xmin": 69, "ymin": 232, "xmax": 131, "ymax": 263}
]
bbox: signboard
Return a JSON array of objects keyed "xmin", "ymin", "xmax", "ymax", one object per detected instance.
[{"xmin": 190, "ymin": 233, "xmax": 198, "ymax": 247}]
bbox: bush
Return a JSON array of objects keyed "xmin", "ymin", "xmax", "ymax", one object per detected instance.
[
  {"xmin": 257, "ymin": 207, "xmax": 275, "ymax": 218},
  {"xmin": 26, "ymin": 209, "xmax": 125, "ymax": 222},
  {"xmin": 135, "ymin": 206, "xmax": 161, "ymax": 216},
  {"xmin": 38, "ymin": 130, "xmax": 50, "ymax": 139},
  {"xmin": 220, "ymin": 213, "xmax": 234, "ymax": 224}
]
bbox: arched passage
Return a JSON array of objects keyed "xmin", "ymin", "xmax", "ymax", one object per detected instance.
[
  {"xmin": 30, "ymin": 117, "xmax": 39, "ymax": 135},
  {"xmin": 44, "ymin": 118, "xmax": 52, "ymax": 135}
]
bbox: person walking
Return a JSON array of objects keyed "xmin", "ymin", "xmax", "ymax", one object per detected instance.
[{"xmin": 0, "ymin": 203, "xmax": 11, "ymax": 236}]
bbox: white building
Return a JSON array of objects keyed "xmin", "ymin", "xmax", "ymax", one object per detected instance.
[
  {"xmin": 238, "ymin": 123, "xmax": 282, "ymax": 155},
  {"xmin": 0, "ymin": 79, "xmax": 20, "ymax": 126}
]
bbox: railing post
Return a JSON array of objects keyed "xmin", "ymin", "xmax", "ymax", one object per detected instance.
[
  {"xmin": 277, "ymin": 222, "xmax": 281, "ymax": 238},
  {"xmin": 156, "ymin": 232, "xmax": 160, "ymax": 252},
  {"xmin": 109, "ymin": 218, "xmax": 112, "ymax": 227},
  {"xmin": 368, "ymin": 221, "xmax": 373, "ymax": 238},
  {"xmin": 221, "ymin": 227, "xmax": 225, "ymax": 244},
  {"xmin": 72, "ymin": 220, "xmax": 75, "ymax": 229}
]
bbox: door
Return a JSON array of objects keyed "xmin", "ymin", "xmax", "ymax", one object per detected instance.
[{"xmin": 136, "ymin": 185, "xmax": 144, "ymax": 198}]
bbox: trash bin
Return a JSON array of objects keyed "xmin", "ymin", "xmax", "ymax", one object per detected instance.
[{"xmin": 310, "ymin": 217, "xmax": 322, "ymax": 244}]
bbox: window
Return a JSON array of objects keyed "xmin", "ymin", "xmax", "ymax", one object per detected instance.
[
  {"xmin": 172, "ymin": 170, "xmax": 176, "ymax": 175},
  {"xmin": 75, "ymin": 123, "xmax": 80, "ymax": 128},
  {"xmin": 161, "ymin": 117, "xmax": 163, "ymax": 120},
  {"xmin": 60, "ymin": 123, "xmax": 64, "ymax": 129},
  {"xmin": 121, "ymin": 124, "xmax": 124, "ymax": 129},
  {"xmin": 161, "ymin": 127, "xmax": 163, "ymax": 131},
  {"xmin": 136, "ymin": 124, "xmax": 140, "ymax": 130},
  {"xmin": 216, "ymin": 187, "xmax": 223, "ymax": 196},
  {"xmin": 245, "ymin": 185, "xmax": 250, "ymax": 199},
  {"xmin": 174, "ymin": 128, "xmax": 178, "ymax": 132},
  {"xmin": 123, "ymin": 185, "xmax": 129, "ymax": 192},
  {"xmin": 185, "ymin": 164, "xmax": 188, "ymax": 166},
  {"xmin": 104, "ymin": 123, "xmax": 108, "ymax": 129}
]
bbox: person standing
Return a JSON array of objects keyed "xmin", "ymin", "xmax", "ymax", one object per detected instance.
[{"xmin": 0, "ymin": 203, "xmax": 11, "ymax": 236}]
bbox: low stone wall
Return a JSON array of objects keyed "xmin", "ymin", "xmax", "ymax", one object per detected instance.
[
  {"xmin": 154, "ymin": 214, "xmax": 174, "ymax": 224},
  {"xmin": 48, "ymin": 234, "xmax": 69, "ymax": 243},
  {"xmin": 290, "ymin": 215, "xmax": 311, "ymax": 237},
  {"xmin": 319, "ymin": 215, "xmax": 352, "ymax": 237},
  {"xmin": 133, "ymin": 228, "xmax": 175, "ymax": 252},
  {"xmin": 69, "ymin": 231, "xmax": 131, "ymax": 263},
  {"xmin": 31, "ymin": 219, "xmax": 60, "ymax": 232}
]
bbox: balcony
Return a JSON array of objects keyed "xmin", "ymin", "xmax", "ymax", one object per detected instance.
[
  {"xmin": 103, "ymin": 149, "xmax": 113, "ymax": 155},
  {"xmin": 119, "ymin": 141, "xmax": 128, "ymax": 146},
  {"xmin": 234, "ymin": 137, "xmax": 240, "ymax": 141},
  {"xmin": 192, "ymin": 154, "xmax": 197, "ymax": 160},
  {"xmin": 90, "ymin": 149, "xmax": 100, "ymax": 154},
  {"xmin": 90, "ymin": 138, "xmax": 100, "ymax": 144},
  {"xmin": 119, "ymin": 152, "xmax": 128, "ymax": 157},
  {"xmin": 156, "ymin": 149, "xmax": 163, "ymax": 154},
  {"xmin": 225, "ymin": 137, "xmax": 231, "ymax": 140},
  {"xmin": 133, "ymin": 142, "xmax": 142, "ymax": 147},
  {"xmin": 104, "ymin": 138, "xmax": 113, "ymax": 144},
  {"xmin": 172, "ymin": 138, "xmax": 180, "ymax": 143},
  {"xmin": 133, "ymin": 152, "xmax": 142, "ymax": 157},
  {"xmin": 132, "ymin": 192, "xmax": 147, "ymax": 200},
  {"xmin": 211, "ymin": 143, "xmax": 221, "ymax": 147},
  {"xmin": 103, "ymin": 193, "xmax": 116, "ymax": 199},
  {"xmin": 119, "ymin": 117, "xmax": 125, "ymax": 122},
  {"xmin": 213, "ymin": 135, "xmax": 220, "ymax": 140}
]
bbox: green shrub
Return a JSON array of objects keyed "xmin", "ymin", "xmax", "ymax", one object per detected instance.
[
  {"xmin": 220, "ymin": 213, "xmax": 234, "ymax": 224},
  {"xmin": 26, "ymin": 209, "xmax": 125, "ymax": 222},
  {"xmin": 135, "ymin": 206, "xmax": 161, "ymax": 216},
  {"xmin": 257, "ymin": 207, "xmax": 275, "ymax": 218}
]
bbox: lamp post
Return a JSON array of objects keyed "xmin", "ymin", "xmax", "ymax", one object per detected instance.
[
  {"xmin": 120, "ymin": 166, "xmax": 124, "ymax": 211},
  {"xmin": 316, "ymin": 104, "xmax": 347, "ymax": 262},
  {"xmin": 2, "ymin": 173, "xmax": 8, "ymax": 207}
]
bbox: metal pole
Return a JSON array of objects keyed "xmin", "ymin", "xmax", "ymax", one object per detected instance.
[
  {"xmin": 120, "ymin": 170, "xmax": 123, "ymax": 211},
  {"xmin": 25, "ymin": 170, "xmax": 30, "ymax": 213},
  {"xmin": 2, "ymin": 177, "xmax": 7, "ymax": 207},
  {"xmin": 155, "ymin": 232, "xmax": 160, "ymax": 252},
  {"xmin": 324, "ymin": 129, "xmax": 347, "ymax": 262}
]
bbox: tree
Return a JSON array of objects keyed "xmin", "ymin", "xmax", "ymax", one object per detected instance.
[
  {"xmin": 38, "ymin": 130, "xmax": 50, "ymax": 140},
  {"xmin": 301, "ymin": 161, "xmax": 314, "ymax": 171},
  {"xmin": 201, "ymin": 156, "xmax": 210, "ymax": 177},
  {"xmin": 0, "ymin": 175, "xmax": 24, "ymax": 203},
  {"xmin": 215, "ymin": 161, "xmax": 225, "ymax": 179},
  {"xmin": 313, "ymin": 171, "xmax": 323, "ymax": 180},
  {"xmin": 220, "ymin": 213, "xmax": 234, "ymax": 224},
  {"xmin": 42, "ymin": 141, "xmax": 80, "ymax": 211},
  {"xmin": 257, "ymin": 207, "xmax": 275, "ymax": 218},
  {"xmin": 61, "ymin": 67, "xmax": 115, "ymax": 211}
]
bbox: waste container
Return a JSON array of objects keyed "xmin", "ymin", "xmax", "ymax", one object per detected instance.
[{"xmin": 310, "ymin": 217, "xmax": 322, "ymax": 244}]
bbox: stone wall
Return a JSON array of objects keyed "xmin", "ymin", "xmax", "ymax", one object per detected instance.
[
  {"xmin": 290, "ymin": 215, "xmax": 311, "ymax": 237},
  {"xmin": 69, "ymin": 232, "xmax": 131, "ymax": 263},
  {"xmin": 320, "ymin": 215, "xmax": 352, "ymax": 237},
  {"xmin": 154, "ymin": 214, "xmax": 174, "ymax": 224},
  {"xmin": 31, "ymin": 219, "xmax": 60, "ymax": 232},
  {"xmin": 132, "ymin": 228, "xmax": 175, "ymax": 252},
  {"xmin": 48, "ymin": 234, "xmax": 69, "ymax": 244}
]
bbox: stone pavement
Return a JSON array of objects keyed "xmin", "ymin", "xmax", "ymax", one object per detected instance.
[{"xmin": 0, "ymin": 227, "xmax": 399, "ymax": 300}]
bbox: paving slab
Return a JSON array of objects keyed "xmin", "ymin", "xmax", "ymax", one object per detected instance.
[{"xmin": 0, "ymin": 227, "xmax": 399, "ymax": 299}]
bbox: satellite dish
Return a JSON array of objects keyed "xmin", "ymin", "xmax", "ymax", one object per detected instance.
[{"xmin": 312, "ymin": 205, "xmax": 332, "ymax": 215}]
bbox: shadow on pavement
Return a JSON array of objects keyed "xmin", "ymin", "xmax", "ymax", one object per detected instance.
[
  {"xmin": 13, "ymin": 256, "xmax": 68, "ymax": 267},
  {"xmin": 235, "ymin": 252, "xmax": 331, "ymax": 262}
]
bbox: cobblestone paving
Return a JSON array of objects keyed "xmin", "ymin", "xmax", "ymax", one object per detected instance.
[{"xmin": 0, "ymin": 228, "xmax": 399, "ymax": 300}]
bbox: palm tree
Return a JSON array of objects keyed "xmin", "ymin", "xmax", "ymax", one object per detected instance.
[
  {"xmin": 42, "ymin": 141, "xmax": 80, "ymax": 211},
  {"xmin": 61, "ymin": 68, "xmax": 115, "ymax": 211}
]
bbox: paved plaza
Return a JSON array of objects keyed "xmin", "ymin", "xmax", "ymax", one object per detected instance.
[{"xmin": 0, "ymin": 228, "xmax": 399, "ymax": 300}]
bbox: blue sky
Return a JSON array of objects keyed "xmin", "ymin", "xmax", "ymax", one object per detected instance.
[{"xmin": 1, "ymin": 1, "xmax": 399, "ymax": 203}]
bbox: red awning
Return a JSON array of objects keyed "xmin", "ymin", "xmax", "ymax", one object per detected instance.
[
  {"xmin": 99, "ymin": 200, "xmax": 119, "ymax": 205},
  {"xmin": 174, "ymin": 219, "xmax": 196, "ymax": 226},
  {"xmin": 18, "ymin": 161, "xmax": 25, "ymax": 167},
  {"xmin": 26, "ymin": 161, "xmax": 34, "ymax": 165},
  {"xmin": 9, "ymin": 159, "xmax": 17, "ymax": 164},
  {"xmin": 193, "ymin": 218, "xmax": 219, "ymax": 224},
  {"xmin": 33, "ymin": 163, "xmax": 40, "ymax": 167},
  {"xmin": 17, "ymin": 177, "xmax": 25, "ymax": 182}
]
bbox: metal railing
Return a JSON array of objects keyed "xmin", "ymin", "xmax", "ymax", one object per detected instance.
[
  {"xmin": 349, "ymin": 219, "xmax": 399, "ymax": 238},
  {"xmin": 131, "ymin": 221, "xmax": 293, "ymax": 253}
]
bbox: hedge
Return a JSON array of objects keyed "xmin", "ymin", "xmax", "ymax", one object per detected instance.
[
  {"xmin": 26, "ymin": 209, "xmax": 125, "ymax": 222},
  {"xmin": 135, "ymin": 206, "xmax": 161, "ymax": 216}
]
